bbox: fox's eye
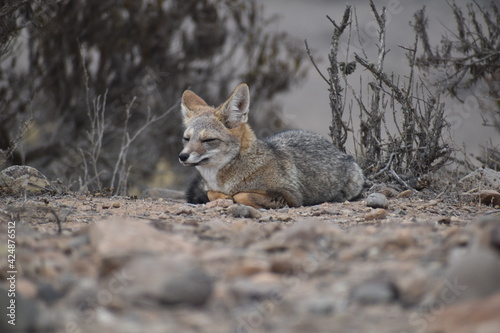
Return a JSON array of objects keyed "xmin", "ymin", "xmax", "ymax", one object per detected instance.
[
  {"xmin": 202, "ymin": 138, "xmax": 218, "ymax": 143},
  {"xmin": 183, "ymin": 137, "xmax": 190, "ymax": 142}
]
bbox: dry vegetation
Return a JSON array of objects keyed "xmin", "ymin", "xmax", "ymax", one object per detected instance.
[{"xmin": 0, "ymin": 0, "xmax": 306, "ymax": 194}]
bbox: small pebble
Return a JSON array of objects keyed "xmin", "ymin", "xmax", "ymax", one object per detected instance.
[
  {"xmin": 206, "ymin": 199, "xmax": 234, "ymax": 208},
  {"xmin": 366, "ymin": 193, "xmax": 389, "ymax": 209},
  {"xmin": 364, "ymin": 208, "xmax": 387, "ymax": 220},
  {"xmin": 227, "ymin": 204, "xmax": 262, "ymax": 219},
  {"xmin": 112, "ymin": 202, "xmax": 121, "ymax": 208},
  {"xmin": 397, "ymin": 189, "xmax": 413, "ymax": 198}
]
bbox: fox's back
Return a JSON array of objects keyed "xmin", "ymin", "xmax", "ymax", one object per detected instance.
[{"xmin": 265, "ymin": 130, "xmax": 363, "ymax": 205}]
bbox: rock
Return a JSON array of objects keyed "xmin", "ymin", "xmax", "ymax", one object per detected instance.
[
  {"xmin": 0, "ymin": 165, "xmax": 54, "ymax": 195},
  {"xmin": 479, "ymin": 190, "xmax": 500, "ymax": 206},
  {"xmin": 227, "ymin": 204, "xmax": 262, "ymax": 218},
  {"xmin": 350, "ymin": 280, "xmax": 399, "ymax": 305},
  {"xmin": 364, "ymin": 208, "xmax": 387, "ymax": 220},
  {"xmin": 141, "ymin": 188, "xmax": 186, "ymax": 201},
  {"xmin": 112, "ymin": 201, "xmax": 121, "ymax": 208},
  {"xmin": 429, "ymin": 292, "xmax": 500, "ymax": 333},
  {"xmin": 206, "ymin": 199, "xmax": 234, "ymax": 208},
  {"xmin": 397, "ymin": 189, "xmax": 413, "ymax": 198},
  {"xmin": 458, "ymin": 168, "xmax": 500, "ymax": 192},
  {"xmin": 365, "ymin": 193, "xmax": 389, "ymax": 209},
  {"xmin": 89, "ymin": 218, "xmax": 194, "ymax": 260},
  {"xmin": 442, "ymin": 248, "xmax": 500, "ymax": 301},
  {"xmin": 121, "ymin": 254, "xmax": 213, "ymax": 306}
]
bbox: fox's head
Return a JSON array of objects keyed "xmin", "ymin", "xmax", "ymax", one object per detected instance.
[{"xmin": 178, "ymin": 83, "xmax": 254, "ymax": 169}]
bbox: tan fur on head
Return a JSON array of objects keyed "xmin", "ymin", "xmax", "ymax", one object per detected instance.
[
  {"xmin": 181, "ymin": 84, "xmax": 250, "ymax": 129},
  {"xmin": 181, "ymin": 90, "xmax": 211, "ymax": 124}
]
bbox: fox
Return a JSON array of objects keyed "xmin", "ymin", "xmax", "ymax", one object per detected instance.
[{"xmin": 178, "ymin": 83, "xmax": 364, "ymax": 209}]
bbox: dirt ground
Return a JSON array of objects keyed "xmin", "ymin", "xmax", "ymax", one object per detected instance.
[{"xmin": 1, "ymin": 183, "xmax": 500, "ymax": 333}]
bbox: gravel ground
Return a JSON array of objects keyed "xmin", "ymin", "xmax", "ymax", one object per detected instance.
[{"xmin": 1, "ymin": 183, "xmax": 500, "ymax": 333}]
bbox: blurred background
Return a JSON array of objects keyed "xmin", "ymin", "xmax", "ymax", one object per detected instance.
[{"xmin": 0, "ymin": 0, "xmax": 497, "ymax": 195}]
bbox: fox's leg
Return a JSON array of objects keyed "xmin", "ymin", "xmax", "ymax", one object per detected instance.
[
  {"xmin": 233, "ymin": 191, "xmax": 289, "ymax": 209},
  {"xmin": 207, "ymin": 190, "xmax": 233, "ymax": 201}
]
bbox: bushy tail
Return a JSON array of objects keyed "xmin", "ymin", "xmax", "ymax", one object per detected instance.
[
  {"xmin": 344, "ymin": 163, "xmax": 365, "ymax": 200},
  {"xmin": 186, "ymin": 175, "xmax": 209, "ymax": 204}
]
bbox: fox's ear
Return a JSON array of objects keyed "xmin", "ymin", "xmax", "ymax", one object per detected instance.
[
  {"xmin": 218, "ymin": 83, "xmax": 250, "ymax": 129},
  {"xmin": 181, "ymin": 90, "xmax": 209, "ymax": 121}
]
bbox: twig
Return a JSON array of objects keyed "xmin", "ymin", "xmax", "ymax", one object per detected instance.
[
  {"xmin": 304, "ymin": 39, "xmax": 329, "ymax": 85},
  {"xmin": 389, "ymin": 169, "xmax": 412, "ymax": 189}
]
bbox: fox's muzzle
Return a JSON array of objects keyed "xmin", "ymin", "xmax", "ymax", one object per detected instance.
[{"xmin": 179, "ymin": 153, "xmax": 190, "ymax": 163}]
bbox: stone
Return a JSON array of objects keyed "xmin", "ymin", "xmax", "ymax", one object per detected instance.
[
  {"xmin": 458, "ymin": 168, "xmax": 500, "ymax": 192},
  {"xmin": 442, "ymin": 248, "xmax": 500, "ymax": 301},
  {"xmin": 112, "ymin": 201, "xmax": 121, "ymax": 208},
  {"xmin": 365, "ymin": 193, "xmax": 389, "ymax": 209},
  {"xmin": 206, "ymin": 199, "xmax": 234, "ymax": 208},
  {"xmin": 121, "ymin": 254, "xmax": 213, "ymax": 306},
  {"xmin": 0, "ymin": 165, "xmax": 55, "ymax": 195},
  {"xmin": 350, "ymin": 280, "xmax": 399, "ymax": 305},
  {"xmin": 89, "ymin": 218, "xmax": 194, "ymax": 259},
  {"xmin": 227, "ymin": 204, "xmax": 262, "ymax": 219},
  {"xmin": 364, "ymin": 208, "xmax": 387, "ymax": 220},
  {"xmin": 479, "ymin": 190, "xmax": 500, "ymax": 207},
  {"xmin": 397, "ymin": 189, "xmax": 413, "ymax": 198}
]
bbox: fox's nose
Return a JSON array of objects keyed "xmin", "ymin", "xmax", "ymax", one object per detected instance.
[{"xmin": 179, "ymin": 153, "xmax": 190, "ymax": 162}]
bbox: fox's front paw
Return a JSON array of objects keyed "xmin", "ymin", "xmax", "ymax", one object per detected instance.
[{"xmin": 207, "ymin": 190, "xmax": 233, "ymax": 201}]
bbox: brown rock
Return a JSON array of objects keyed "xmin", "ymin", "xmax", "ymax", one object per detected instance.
[
  {"xmin": 397, "ymin": 189, "xmax": 413, "ymax": 198},
  {"xmin": 206, "ymin": 198, "xmax": 234, "ymax": 208},
  {"xmin": 112, "ymin": 201, "xmax": 121, "ymax": 208},
  {"xmin": 364, "ymin": 208, "xmax": 387, "ymax": 220},
  {"xmin": 479, "ymin": 190, "xmax": 500, "ymax": 207}
]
